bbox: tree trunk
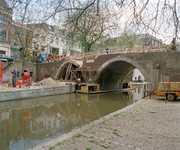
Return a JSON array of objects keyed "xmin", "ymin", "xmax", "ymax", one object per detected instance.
[
  {"xmin": 85, "ymin": 44, "xmax": 91, "ymax": 52},
  {"xmin": 22, "ymin": 57, "xmax": 25, "ymax": 76},
  {"xmin": 21, "ymin": 48, "xmax": 25, "ymax": 76}
]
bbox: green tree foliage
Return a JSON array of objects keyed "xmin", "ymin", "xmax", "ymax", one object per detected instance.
[{"xmin": 97, "ymin": 31, "xmax": 143, "ymax": 50}]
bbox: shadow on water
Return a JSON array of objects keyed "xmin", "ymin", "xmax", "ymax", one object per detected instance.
[{"xmin": 0, "ymin": 88, "xmax": 145, "ymax": 150}]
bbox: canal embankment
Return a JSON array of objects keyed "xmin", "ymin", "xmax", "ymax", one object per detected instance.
[
  {"xmin": 0, "ymin": 77, "xmax": 75, "ymax": 101},
  {"xmin": 31, "ymin": 96, "xmax": 180, "ymax": 150},
  {"xmin": 0, "ymin": 85, "xmax": 75, "ymax": 101}
]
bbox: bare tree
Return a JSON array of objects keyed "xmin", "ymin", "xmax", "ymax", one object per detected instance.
[
  {"xmin": 11, "ymin": 21, "xmax": 33, "ymax": 74},
  {"xmin": 113, "ymin": 0, "xmax": 180, "ymax": 43},
  {"xmin": 7, "ymin": 0, "xmax": 62, "ymax": 74},
  {"xmin": 6, "ymin": 0, "xmax": 180, "ymax": 44},
  {"xmin": 62, "ymin": 5, "xmax": 117, "ymax": 52}
]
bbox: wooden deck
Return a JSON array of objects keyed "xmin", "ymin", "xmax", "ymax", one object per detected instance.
[{"xmin": 75, "ymin": 88, "xmax": 135, "ymax": 94}]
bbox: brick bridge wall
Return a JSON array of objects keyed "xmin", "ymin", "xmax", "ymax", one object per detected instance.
[
  {"xmin": 83, "ymin": 51, "xmax": 180, "ymax": 90},
  {"xmin": 36, "ymin": 59, "xmax": 79, "ymax": 81},
  {"xmin": 36, "ymin": 51, "xmax": 180, "ymax": 91}
]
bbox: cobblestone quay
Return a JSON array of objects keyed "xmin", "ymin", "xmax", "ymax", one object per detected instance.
[{"xmin": 32, "ymin": 97, "xmax": 180, "ymax": 150}]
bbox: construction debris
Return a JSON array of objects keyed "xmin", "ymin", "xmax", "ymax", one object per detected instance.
[
  {"xmin": 31, "ymin": 77, "xmax": 74, "ymax": 87},
  {"xmin": 33, "ymin": 77, "xmax": 59, "ymax": 87}
]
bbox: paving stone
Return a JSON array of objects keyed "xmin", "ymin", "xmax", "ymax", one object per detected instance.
[
  {"xmin": 112, "ymin": 141, "xmax": 119, "ymax": 145},
  {"xmin": 119, "ymin": 143, "xmax": 127, "ymax": 147},
  {"xmin": 134, "ymin": 148, "xmax": 143, "ymax": 150},
  {"xmin": 127, "ymin": 145, "xmax": 135, "ymax": 148}
]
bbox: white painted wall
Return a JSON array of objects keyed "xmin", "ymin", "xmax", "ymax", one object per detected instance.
[
  {"xmin": 33, "ymin": 29, "xmax": 81, "ymax": 56},
  {"xmin": 0, "ymin": 43, "xmax": 11, "ymax": 57},
  {"xmin": 132, "ymin": 69, "xmax": 145, "ymax": 81}
]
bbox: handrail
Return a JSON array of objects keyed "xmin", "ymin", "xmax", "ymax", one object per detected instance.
[{"xmin": 71, "ymin": 43, "xmax": 179, "ymax": 60}]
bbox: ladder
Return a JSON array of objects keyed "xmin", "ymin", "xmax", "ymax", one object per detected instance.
[{"xmin": 65, "ymin": 63, "xmax": 72, "ymax": 81}]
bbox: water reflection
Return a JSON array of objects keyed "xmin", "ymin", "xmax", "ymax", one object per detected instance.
[{"xmin": 0, "ymin": 88, "xmax": 145, "ymax": 150}]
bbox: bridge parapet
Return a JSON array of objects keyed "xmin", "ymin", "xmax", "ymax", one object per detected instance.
[{"xmin": 72, "ymin": 44, "xmax": 179, "ymax": 60}]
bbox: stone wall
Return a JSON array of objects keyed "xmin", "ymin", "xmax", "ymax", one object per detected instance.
[
  {"xmin": 36, "ymin": 59, "xmax": 79, "ymax": 81},
  {"xmin": 2, "ymin": 61, "xmax": 36, "ymax": 82},
  {"xmin": 3, "ymin": 51, "xmax": 180, "ymax": 91},
  {"xmin": 0, "ymin": 85, "xmax": 75, "ymax": 101},
  {"xmin": 84, "ymin": 51, "xmax": 180, "ymax": 90}
]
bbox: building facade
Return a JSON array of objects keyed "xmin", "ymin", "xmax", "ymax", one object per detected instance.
[
  {"xmin": 11, "ymin": 22, "xmax": 33, "ymax": 61},
  {"xmin": 137, "ymin": 34, "xmax": 163, "ymax": 46},
  {"xmin": 0, "ymin": 0, "xmax": 13, "ymax": 57},
  {"xmin": 0, "ymin": 2, "xmax": 81, "ymax": 60},
  {"xmin": 29, "ymin": 23, "xmax": 81, "ymax": 57}
]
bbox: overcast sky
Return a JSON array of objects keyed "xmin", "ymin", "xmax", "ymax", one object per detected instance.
[{"xmin": 9, "ymin": 0, "xmax": 180, "ymax": 43}]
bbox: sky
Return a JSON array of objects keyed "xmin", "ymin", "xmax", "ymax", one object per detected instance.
[
  {"xmin": 110, "ymin": 0, "xmax": 180, "ymax": 43},
  {"xmin": 9, "ymin": 0, "xmax": 180, "ymax": 44}
]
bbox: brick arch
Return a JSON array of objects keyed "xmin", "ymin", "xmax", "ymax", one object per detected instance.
[
  {"xmin": 55, "ymin": 59, "xmax": 79, "ymax": 79},
  {"xmin": 96, "ymin": 56, "xmax": 149, "ymax": 90}
]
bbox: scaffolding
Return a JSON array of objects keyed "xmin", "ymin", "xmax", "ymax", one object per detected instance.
[{"xmin": 65, "ymin": 63, "xmax": 72, "ymax": 81}]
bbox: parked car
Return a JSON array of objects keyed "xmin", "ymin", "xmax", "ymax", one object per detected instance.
[{"xmin": 0, "ymin": 54, "xmax": 14, "ymax": 62}]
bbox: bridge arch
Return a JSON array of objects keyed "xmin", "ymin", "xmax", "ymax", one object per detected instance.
[
  {"xmin": 55, "ymin": 59, "xmax": 80, "ymax": 80},
  {"xmin": 97, "ymin": 56, "xmax": 149, "ymax": 90}
]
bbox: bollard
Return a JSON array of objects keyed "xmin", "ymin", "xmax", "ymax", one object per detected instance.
[
  {"xmin": 77, "ymin": 78, "xmax": 81, "ymax": 90},
  {"xmin": 89, "ymin": 79, "xmax": 92, "ymax": 84},
  {"xmin": 70, "ymin": 83, "xmax": 72, "ymax": 93}
]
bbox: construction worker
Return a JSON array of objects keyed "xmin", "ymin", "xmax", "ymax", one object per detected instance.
[
  {"xmin": 106, "ymin": 47, "xmax": 109, "ymax": 54},
  {"xmin": 11, "ymin": 69, "xmax": 18, "ymax": 87},
  {"xmin": 171, "ymin": 38, "xmax": 177, "ymax": 51}
]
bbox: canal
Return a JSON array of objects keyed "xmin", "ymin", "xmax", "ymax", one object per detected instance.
[{"xmin": 0, "ymin": 87, "xmax": 146, "ymax": 150}]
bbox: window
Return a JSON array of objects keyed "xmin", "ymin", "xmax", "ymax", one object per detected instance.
[
  {"xmin": 56, "ymin": 38, "xmax": 59, "ymax": 45},
  {"xmin": 0, "ymin": 28, "xmax": 7, "ymax": 42},
  {"xmin": 14, "ymin": 28, "xmax": 19, "ymax": 35},
  {"xmin": 62, "ymin": 49, "xmax": 67, "ymax": 55},
  {"xmin": 14, "ymin": 39, "xmax": 18, "ymax": 47},
  {"xmin": 27, "ymin": 32, "xmax": 30, "ymax": 38},
  {"xmin": 0, "ymin": 16, "xmax": 8, "ymax": 25},
  {"xmin": 41, "ymin": 35, "xmax": 45, "ymax": 42},
  {"xmin": 50, "ymin": 36, "xmax": 53, "ymax": 42},
  {"xmin": 152, "ymin": 40, "xmax": 155, "ymax": 45},
  {"xmin": 41, "ymin": 46, "xmax": 45, "ymax": 51},
  {"xmin": 34, "ymin": 44, "xmax": 39, "ymax": 50},
  {"xmin": 52, "ymin": 48, "xmax": 59, "ymax": 55},
  {"xmin": 0, "ymin": 50, "xmax": 5, "ymax": 54},
  {"xmin": 21, "ymin": 30, "xmax": 24, "ymax": 37},
  {"xmin": 27, "ymin": 42, "xmax": 30, "ymax": 48},
  {"xmin": 35, "ymin": 34, "xmax": 39, "ymax": 41}
]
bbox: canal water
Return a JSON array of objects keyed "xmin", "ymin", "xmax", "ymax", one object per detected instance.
[{"xmin": 0, "ymin": 87, "xmax": 147, "ymax": 150}]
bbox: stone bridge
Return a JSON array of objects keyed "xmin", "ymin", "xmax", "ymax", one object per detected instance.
[{"xmin": 37, "ymin": 51, "xmax": 180, "ymax": 91}]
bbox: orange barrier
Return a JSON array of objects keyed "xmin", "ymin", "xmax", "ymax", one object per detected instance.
[
  {"xmin": 9, "ymin": 73, "xmax": 31, "ymax": 87},
  {"xmin": 9, "ymin": 80, "xmax": 26, "ymax": 87},
  {"xmin": 37, "ymin": 54, "xmax": 69, "ymax": 62}
]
